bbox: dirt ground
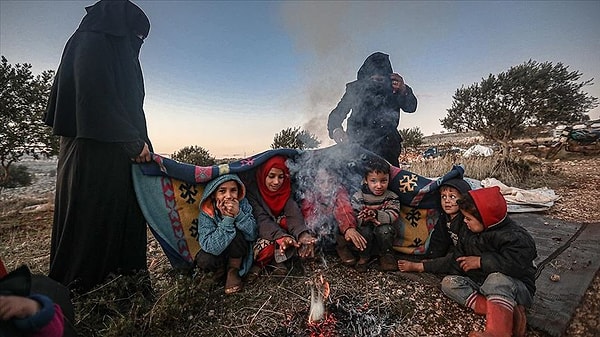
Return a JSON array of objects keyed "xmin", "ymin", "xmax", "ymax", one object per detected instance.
[{"xmin": 0, "ymin": 155, "xmax": 598, "ymax": 336}]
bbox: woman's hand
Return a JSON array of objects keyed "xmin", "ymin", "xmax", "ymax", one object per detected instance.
[
  {"xmin": 278, "ymin": 236, "xmax": 299, "ymax": 254},
  {"xmin": 344, "ymin": 228, "xmax": 367, "ymax": 251},
  {"xmin": 133, "ymin": 142, "xmax": 151, "ymax": 163},
  {"xmin": 390, "ymin": 73, "xmax": 406, "ymax": 94}
]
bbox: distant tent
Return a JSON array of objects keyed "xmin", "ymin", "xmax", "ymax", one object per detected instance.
[{"xmin": 463, "ymin": 144, "xmax": 493, "ymax": 157}]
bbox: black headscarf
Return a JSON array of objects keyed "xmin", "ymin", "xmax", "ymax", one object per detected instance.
[
  {"xmin": 79, "ymin": 0, "xmax": 150, "ymax": 38},
  {"xmin": 44, "ymin": 0, "xmax": 152, "ymax": 148},
  {"xmin": 356, "ymin": 52, "xmax": 393, "ymax": 80}
]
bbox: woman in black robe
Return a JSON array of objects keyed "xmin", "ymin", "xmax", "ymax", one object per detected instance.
[
  {"xmin": 327, "ymin": 52, "xmax": 418, "ymax": 167},
  {"xmin": 44, "ymin": 0, "xmax": 152, "ymax": 292}
]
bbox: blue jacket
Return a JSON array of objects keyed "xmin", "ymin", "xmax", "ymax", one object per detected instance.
[{"xmin": 197, "ymin": 174, "xmax": 257, "ymax": 275}]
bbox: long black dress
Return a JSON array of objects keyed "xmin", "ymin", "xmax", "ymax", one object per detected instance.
[{"xmin": 43, "ymin": 0, "xmax": 152, "ymax": 292}]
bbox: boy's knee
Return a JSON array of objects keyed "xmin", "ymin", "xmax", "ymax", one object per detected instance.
[
  {"xmin": 374, "ymin": 224, "xmax": 394, "ymax": 237},
  {"xmin": 441, "ymin": 275, "xmax": 460, "ymax": 291}
]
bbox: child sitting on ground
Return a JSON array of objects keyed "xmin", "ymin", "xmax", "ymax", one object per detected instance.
[
  {"xmin": 349, "ymin": 157, "xmax": 401, "ymax": 272},
  {"xmin": 300, "ymin": 166, "xmax": 357, "ymax": 262},
  {"xmin": 442, "ymin": 186, "xmax": 537, "ymax": 337},
  {"xmin": 398, "ymin": 178, "xmax": 472, "ymax": 272},
  {"xmin": 195, "ymin": 174, "xmax": 257, "ymax": 295}
]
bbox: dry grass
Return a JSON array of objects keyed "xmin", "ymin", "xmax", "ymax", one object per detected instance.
[
  {"xmin": 3, "ymin": 153, "xmax": 599, "ymax": 337},
  {"xmin": 402, "ymin": 154, "xmax": 556, "ymax": 188}
]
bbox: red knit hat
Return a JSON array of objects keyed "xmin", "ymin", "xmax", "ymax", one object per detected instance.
[{"xmin": 468, "ymin": 186, "xmax": 507, "ymax": 229}]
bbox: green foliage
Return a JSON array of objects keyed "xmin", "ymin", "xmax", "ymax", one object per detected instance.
[
  {"xmin": 171, "ymin": 145, "xmax": 216, "ymax": 166},
  {"xmin": 399, "ymin": 127, "xmax": 424, "ymax": 149},
  {"xmin": 271, "ymin": 127, "xmax": 321, "ymax": 150},
  {"xmin": 0, "ymin": 164, "xmax": 32, "ymax": 188},
  {"xmin": 441, "ymin": 60, "xmax": 598, "ymax": 156},
  {"xmin": 0, "ymin": 56, "xmax": 57, "ymax": 184}
]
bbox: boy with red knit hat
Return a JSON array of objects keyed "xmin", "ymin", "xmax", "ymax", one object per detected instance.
[{"xmin": 441, "ymin": 186, "xmax": 537, "ymax": 337}]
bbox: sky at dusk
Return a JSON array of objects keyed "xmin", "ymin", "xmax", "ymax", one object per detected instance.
[{"xmin": 1, "ymin": 0, "xmax": 599, "ymax": 158}]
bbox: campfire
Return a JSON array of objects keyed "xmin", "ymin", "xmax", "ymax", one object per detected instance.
[{"xmin": 307, "ymin": 273, "xmax": 336, "ymax": 336}]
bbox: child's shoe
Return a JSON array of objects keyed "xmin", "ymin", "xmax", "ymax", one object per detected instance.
[
  {"xmin": 336, "ymin": 244, "xmax": 357, "ymax": 266},
  {"xmin": 379, "ymin": 254, "xmax": 398, "ymax": 271},
  {"xmin": 355, "ymin": 257, "xmax": 370, "ymax": 273}
]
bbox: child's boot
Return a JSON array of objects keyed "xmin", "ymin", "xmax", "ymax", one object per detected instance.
[
  {"xmin": 469, "ymin": 299, "xmax": 513, "ymax": 337},
  {"xmin": 466, "ymin": 293, "xmax": 487, "ymax": 316},
  {"xmin": 225, "ymin": 257, "xmax": 243, "ymax": 295},
  {"xmin": 513, "ymin": 305, "xmax": 527, "ymax": 337}
]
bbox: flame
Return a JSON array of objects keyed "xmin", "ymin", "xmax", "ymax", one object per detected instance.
[{"xmin": 308, "ymin": 274, "xmax": 330, "ymax": 323}]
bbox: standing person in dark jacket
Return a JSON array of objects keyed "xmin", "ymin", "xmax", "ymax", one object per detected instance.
[
  {"xmin": 397, "ymin": 178, "xmax": 472, "ymax": 272},
  {"xmin": 442, "ymin": 187, "xmax": 537, "ymax": 337},
  {"xmin": 43, "ymin": 0, "xmax": 153, "ymax": 292},
  {"xmin": 327, "ymin": 52, "xmax": 417, "ymax": 166}
]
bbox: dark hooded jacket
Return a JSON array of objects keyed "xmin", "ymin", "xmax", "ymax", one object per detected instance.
[
  {"xmin": 327, "ymin": 52, "xmax": 417, "ymax": 160},
  {"xmin": 423, "ymin": 178, "xmax": 473, "ymax": 271},
  {"xmin": 449, "ymin": 187, "xmax": 538, "ymax": 296},
  {"xmin": 44, "ymin": 0, "xmax": 152, "ymax": 155}
]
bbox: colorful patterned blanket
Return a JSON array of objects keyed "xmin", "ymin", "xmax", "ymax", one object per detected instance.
[{"xmin": 132, "ymin": 145, "xmax": 464, "ymax": 269}]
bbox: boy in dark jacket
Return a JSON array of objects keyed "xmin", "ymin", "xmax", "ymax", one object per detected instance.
[
  {"xmin": 397, "ymin": 178, "xmax": 472, "ymax": 272},
  {"xmin": 441, "ymin": 186, "xmax": 537, "ymax": 337}
]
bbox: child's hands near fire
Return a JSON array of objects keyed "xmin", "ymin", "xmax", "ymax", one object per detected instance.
[
  {"xmin": 456, "ymin": 256, "xmax": 481, "ymax": 272},
  {"xmin": 217, "ymin": 198, "xmax": 239, "ymax": 218},
  {"xmin": 358, "ymin": 208, "xmax": 380, "ymax": 225},
  {"xmin": 298, "ymin": 232, "xmax": 317, "ymax": 258},
  {"xmin": 344, "ymin": 228, "xmax": 367, "ymax": 251}
]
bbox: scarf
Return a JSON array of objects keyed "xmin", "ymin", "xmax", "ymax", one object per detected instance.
[{"xmin": 256, "ymin": 155, "xmax": 291, "ymax": 216}]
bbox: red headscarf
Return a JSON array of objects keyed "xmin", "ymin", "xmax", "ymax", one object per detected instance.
[{"xmin": 256, "ymin": 155, "xmax": 291, "ymax": 216}]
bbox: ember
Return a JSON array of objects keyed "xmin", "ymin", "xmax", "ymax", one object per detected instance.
[{"xmin": 308, "ymin": 312, "xmax": 337, "ymax": 337}]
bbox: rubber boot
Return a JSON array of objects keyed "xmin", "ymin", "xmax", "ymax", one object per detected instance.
[
  {"xmin": 467, "ymin": 293, "xmax": 487, "ymax": 316},
  {"xmin": 513, "ymin": 305, "xmax": 527, "ymax": 337},
  {"xmin": 224, "ymin": 257, "xmax": 243, "ymax": 295},
  {"xmin": 469, "ymin": 300, "xmax": 513, "ymax": 337}
]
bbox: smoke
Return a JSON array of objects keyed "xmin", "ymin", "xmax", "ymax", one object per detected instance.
[
  {"xmin": 286, "ymin": 145, "xmax": 379, "ymax": 253},
  {"xmin": 279, "ymin": 3, "xmax": 392, "ymax": 143}
]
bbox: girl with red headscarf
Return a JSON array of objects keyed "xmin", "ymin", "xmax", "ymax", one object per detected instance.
[{"xmin": 246, "ymin": 156, "xmax": 316, "ymax": 279}]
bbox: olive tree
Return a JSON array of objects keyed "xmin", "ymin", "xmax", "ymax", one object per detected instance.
[
  {"xmin": 0, "ymin": 56, "xmax": 57, "ymax": 185},
  {"xmin": 441, "ymin": 60, "xmax": 598, "ymax": 156},
  {"xmin": 271, "ymin": 127, "xmax": 321, "ymax": 150}
]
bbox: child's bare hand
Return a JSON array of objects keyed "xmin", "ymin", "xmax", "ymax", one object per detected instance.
[
  {"xmin": 358, "ymin": 208, "xmax": 379, "ymax": 225},
  {"xmin": 298, "ymin": 232, "xmax": 316, "ymax": 258},
  {"xmin": 0, "ymin": 295, "xmax": 41, "ymax": 320},
  {"xmin": 456, "ymin": 256, "xmax": 481, "ymax": 272},
  {"xmin": 218, "ymin": 198, "xmax": 239, "ymax": 217},
  {"xmin": 344, "ymin": 228, "xmax": 367, "ymax": 251},
  {"xmin": 398, "ymin": 260, "xmax": 424, "ymax": 273},
  {"xmin": 278, "ymin": 236, "xmax": 299, "ymax": 254}
]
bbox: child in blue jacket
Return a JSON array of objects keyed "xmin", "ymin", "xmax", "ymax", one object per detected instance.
[{"xmin": 195, "ymin": 174, "xmax": 257, "ymax": 295}]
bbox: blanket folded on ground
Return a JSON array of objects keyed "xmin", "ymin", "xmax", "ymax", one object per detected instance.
[{"xmin": 132, "ymin": 145, "xmax": 464, "ymax": 269}]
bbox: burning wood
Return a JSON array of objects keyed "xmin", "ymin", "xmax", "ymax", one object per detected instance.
[{"xmin": 308, "ymin": 273, "xmax": 330, "ymax": 323}]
